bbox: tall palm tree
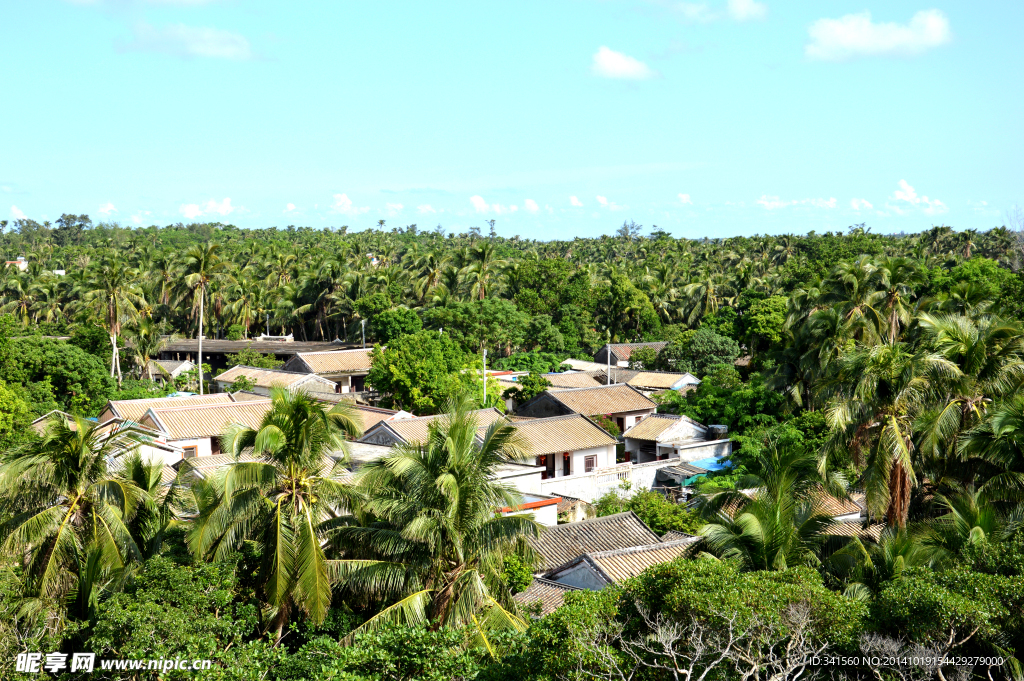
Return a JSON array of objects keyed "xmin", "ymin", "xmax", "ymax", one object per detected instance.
[
  {"xmin": 698, "ymin": 445, "xmax": 841, "ymax": 571},
  {"xmin": 820, "ymin": 343, "xmax": 961, "ymax": 527},
  {"xmin": 178, "ymin": 243, "xmax": 232, "ymax": 395},
  {"xmin": 332, "ymin": 394, "xmax": 539, "ymax": 648},
  {"xmin": 82, "ymin": 259, "xmax": 147, "ymax": 386},
  {"xmin": 0, "ymin": 416, "xmax": 146, "ymax": 600},
  {"xmin": 188, "ymin": 388, "xmax": 361, "ymax": 642}
]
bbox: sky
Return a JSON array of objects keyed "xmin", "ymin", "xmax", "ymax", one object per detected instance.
[{"xmin": 1, "ymin": 0, "xmax": 1022, "ymax": 240}]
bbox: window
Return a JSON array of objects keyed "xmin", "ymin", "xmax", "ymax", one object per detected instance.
[
  {"xmin": 584, "ymin": 455, "xmax": 597, "ymax": 473},
  {"xmin": 183, "ymin": 446, "xmax": 198, "ymax": 459},
  {"xmin": 562, "ymin": 452, "xmax": 571, "ymax": 476},
  {"xmin": 537, "ymin": 455, "xmax": 555, "ymax": 480}
]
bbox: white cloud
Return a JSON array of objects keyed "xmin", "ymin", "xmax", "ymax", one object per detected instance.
[
  {"xmin": 888, "ymin": 179, "xmax": 947, "ymax": 215},
  {"xmin": 570, "ymin": 196, "xmax": 583, "ymax": 207},
  {"xmin": 728, "ymin": 0, "xmax": 767, "ymax": 22},
  {"xmin": 595, "ymin": 195, "xmax": 625, "ymax": 210},
  {"xmin": 10, "ymin": 205, "xmax": 26, "ymax": 220},
  {"xmin": 284, "ymin": 203, "xmax": 296, "ymax": 213},
  {"xmin": 524, "ymin": 199, "xmax": 539, "ymax": 213},
  {"xmin": 131, "ymin": 210, "xmax": 152, "ymax": 225},
  {"xmin": 591, "ymin": 46, "xmax": 654, "ymax": 80},
  {"xmin": 124, "ymin": 22, "xmax": 253, "ymax": 60},
  {"xmin": 850, "ymin": 198, "xmax": 873, "ymax": 210},
  {"xmin": 757, "ymin": 195, "xmax": 837, "ymax": 210},
  {"xmin": 98, "ymin": 202, "xmax": 117, "ymax": 215},
  {"xmin": 332, "ymin": 193, "xmax": 369, "ymax": 215},
  {"xmin": 806, "ymin": 10, "xmax": 951, "ymax": 61},
  {"xmin": 678, "ymin": 193, "xmax": 693, "ymax": 205},
  {"xmin": 470, "ymin": 195, "xmax": 490, "ymax": 213},
  {"xmin": 179, "ymin": 197, "xmax": 235, "ymax": 220},
  {"xmin": 385, "ymin": 203, "xmax": 404, "ymax": 216},
  {"xmin": 675, "ymin": 2, "xmax": 715, "ymax": 22},
  {"xmin": 417, "ymin": 204, "xmax": 437, "ymax": 214}
]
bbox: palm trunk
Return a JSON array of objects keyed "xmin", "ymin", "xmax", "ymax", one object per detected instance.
[
  {"xmin": 114, "ymin": 333, "xmax": 123, "ymax": 387},
  {"xmin": 110, "ymin": 334, "xmax": 117, "ymax": 378},
  {"xmin": 198, "ymin": 291, "xmax": 205, "ymax": 395}
]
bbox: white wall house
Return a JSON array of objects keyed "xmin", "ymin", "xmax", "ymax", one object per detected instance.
[
  {"xmin": 622, "ymin": 413, "xmax": 731, "ymax": 464},
  {"xmin": 138, "ymin": 399, "xmax": 273, "ymax": 465},
  {"xmin": 282, "ymin": 348, "xmax": 375, "ymax": 393},
  {"xmin": 515, "ymin": 384, "xmax": 657, "ymax": 433}
]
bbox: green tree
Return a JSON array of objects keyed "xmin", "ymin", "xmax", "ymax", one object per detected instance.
[
  {"xmin": 367, "ymin": 330, "xmax": 465, "ymax": 414},
  {"xmin": 0, "ymin": 337, "xmax": 115, "ymax": 415},
  {"xmin": 178, "ymin": 243, "xmax": 233, "ymax": 395},
  {"xmin": 628, "ymin": 346, "xmax": 658, "ymax": 370},
  {"xmin": 0, "ymin": 415, "xmax": 145, "ymax": 600},
  {"xmin": 743, "ymin": 295, "xmax": 787, "ymax": 353},
  {"xmin": 334, "ymin": 394, "xmax": 539, "ymax": 645},
  {"xmin": 597, "ymin": 271, "xmax": 661, "ymax": 342},
  {"xmin": 82, "ymin": 258, "xmax": 147, "ymax": 386},
  {"xmin": 190, "ymin": 388, "xmax": 361, "ymax": 641},
  {"xmin": 124, "ymin": 317, "xmax": 166, "ymax": 381},
  {"xmin": 501, "ymin": 372, "xmax": 552, "ymax": 404},
  {"xmin": 373, "ymin": 307, "xmax": 422, "ymax": 343}
]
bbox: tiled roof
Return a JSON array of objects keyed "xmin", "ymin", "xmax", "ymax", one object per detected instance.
[
  {"xmin": 229, "ymin": 391, "xmax": 271, "ymax": 402},
  {"xmin": 546, "ymin": 384, "xmax": 656, "ymax": 416},
  {"xmin": 514, "ymin": 578, "xmax": 580, "ymax": 616},
  {"xmin": 626, "ymin": 371, "xmax": 696, "ymax": 390},
  {"xmin": 148, "ymin": 359, "xmax": 192, "ymax": 377},
  {"xmin": 214, "ymin": 365, "xmax": 330, "ymax": 389},
  {"xmin": 622, "ymin": 413, "xmax": 682, "ymax": 442},
  {"xmin": 660, "ymin": 530, "xmax": 699, "ymax": 542},
  {"xmin": 585, "ymin": 538, "xmax": 697, "ymax": 583},
  {"xmin": 544, "ymin": 372, "xmax": 604, "ymax": 389},
  {"xmin": 561, "ymin": 359, "xmax": 608, "ymax": 372},
  {"xmin": 811, "ymin": 487, "xmax": 863, "ymax": 517},
  {"xmin": 556, "ymin": 493, "xmax": 591, "ymax": 514},
  {"xmin": 145, "ymin": 400, "xmax": 273, "ymax": 440},
  {"xmin": 512, "ymin": 414, "xmax": 616, "ymax": 457},
  {"xmin": 108, "ymin": 394, "xmax": 234, "ymax": 423},
  {"xmin": 292, "ymin": 349, "xmax": 373, "ymax": 374},
  {"xmin": 352, "ymin": 404, "xmax": 401, "ymax": 433},
  {"xmin": 604, "ymin": 342, "xmax": 668, "ymax": 361},
  {"xmin": 825, "ymin": 522, "xmax": 884, "ymax": 542},
  {"xmin": 530, "ymin": 511, "xmax": 661, "ymax": 571},
  {"xmin": 374, "ymin": 408, "xmax": 507, "ymax": 445}
]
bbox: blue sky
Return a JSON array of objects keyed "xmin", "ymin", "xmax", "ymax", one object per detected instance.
[{"xmin": 1, "ymin": 1, "xmax": 1021, "ymax": 239}]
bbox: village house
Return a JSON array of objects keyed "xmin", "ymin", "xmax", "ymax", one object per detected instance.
[
  {"xmin": 593, "ymin": 342, "xmax": 668, "ymax": 368},
  {"xmin": 30, "ymin": 410, "xmax": 184, "ymax": 463},
  {"xmin": 512, "ymin": 414, "xmax": 618, "ymax": 498},
  {"xmin": 543, "ymin": 537, "xmax": 699, "ymax": 590},
  {"xmin": 528, "ymin": 511, "xmax": 662, "ymax": 574},
  {"xmin": 137, "ymin": 399, "xmax": 274, "ymax": 464},
  {"xmin": 595, "ymin": 368, "xmax": 701, "ymax": 396},
  {"xmin": 212, "ymin": 365, "xmax": 339, "ymax": 396},
  {"xmin": 281, "ymin": 348, "xmax": 374, "ymax": 393},
  {"xmin": 622, "ymin": 413, "xmax": 731, "ymax": 464},
  {"xmin": 142, "ymin": 359, "xmax": 194, "ymax": 386},
  {"xmin": 356, "ymin": 408, "xmax": 506, "ymax": 446},
  {"xmin": 98, "ymin": 393, "xmax": 238, "ymax": 424},
  {"xmin": 515, "ymin": 383, "xmax": 657, "ymax": 433}
]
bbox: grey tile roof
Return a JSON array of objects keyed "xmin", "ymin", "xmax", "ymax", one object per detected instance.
[
  {"xmin": 514, "ymin": 578, "xmax": 581, "ymax": 616},
  {"xmin": 529, "ymin": 511, "xmax": 661, "ymax": 571}
]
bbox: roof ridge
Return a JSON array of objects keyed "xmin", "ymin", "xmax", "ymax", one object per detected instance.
[
  {"xmin": 112, "ymin": 394, "xmax": 229, "ymax": 405},
  {"xmin": 589, "ymin": 537, "xmax": 697, "ymax": 559},
  {"xmin": 150, "ymin": 400, "xmax": 272, "ymax": 413},
  {"xmin": 296, "ymin": 348, "xmax": 372, "ymax": 356},
  {"xmin": 220, "ymin": 365, "xmax": 312, "ymax": 375}
]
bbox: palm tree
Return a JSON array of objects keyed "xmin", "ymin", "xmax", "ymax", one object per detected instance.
[
  {"xmin": 698, "ymin": 445, "xmax": 842, "ymax": 571},
  {"xmin": 331, "ymin": 394, "xmax": 539, "ymax": 648},
  {"xmin": 0, "ymin": 416, "xmax": 146, "ymax": 600},
  {"xmin": 825, "ymin": 527, "xmax": 937, "ymax": 598},
  {"xmin": 82, "ymin": 259, "xmax": 147, "ymax": 386},
  {"xmin": 959, "ymin": 394, "xmax": 1024, "ymax": 504},
  {"xmin": 125, "ymin": 318, "xmax": 166, "ymax": 382},
  {"xmin": 920, "ymin": 485, "xmax": 1023, "ymax": 562},
  {"xmin": 820, "ymin": 343, "xmax": 961, "ymax": 527},
  {"xmin": 178, "ymin": 243, "xmax": 232, "ymax": 395},
  {"xmin": 188, "ymin": 388, "xmax": 362, "ymax": 642}
]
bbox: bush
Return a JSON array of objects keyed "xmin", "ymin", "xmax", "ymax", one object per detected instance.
[
  {"xmin": 590, "ymin": 414, "xmax": 621, "ymax": 437},
  {"xmin": 226, "ymin": 324, "xmax": 245, "ymax": 341},
  {"xmin": 655, "ymin": 328, "xmax": 740, "ymax": 377}
]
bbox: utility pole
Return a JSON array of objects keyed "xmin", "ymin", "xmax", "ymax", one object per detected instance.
[
  {"xmin": 361, "ymin": 319, "xmax": 366, "ymax": 348},
  {"xmin": 265, "ymin": 313, "xmax": 270, "ymax": 337},
  {"xmin": 198, "ymin": 289, "xmax": 205, "ymax": 395},
  {"xmin": 606, "ymin": 330, "xmax": 612, "ymax": 385},
  {"xmin": 482, "ymin": 347, "xmax": 487, "ymax": 406}
]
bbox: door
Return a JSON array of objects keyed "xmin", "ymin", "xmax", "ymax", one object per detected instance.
[{"xmin": 562, "ymin": 452, "xmax": 571, "ymax": 476}]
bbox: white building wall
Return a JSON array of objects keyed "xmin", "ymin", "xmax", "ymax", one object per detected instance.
[
  {"xmin": 168, "ymin": 436, "xmax": 214, "ymax": 461},
  {"xmin": 660, "ymin": 439, "xmax": 731, "ymax": 462},
  {"xmin": 502, "ymin": 503, "xmax": 559, "ymax": 527}
]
